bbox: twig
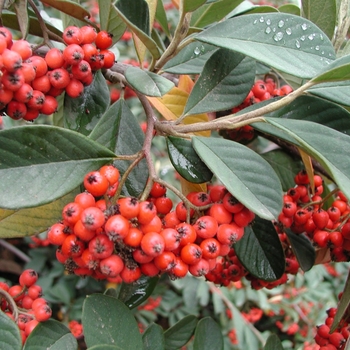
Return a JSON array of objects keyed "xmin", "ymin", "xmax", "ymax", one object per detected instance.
[{"xmin": 0, "ymin": 239, "xmax": 30, "ymax": 263}]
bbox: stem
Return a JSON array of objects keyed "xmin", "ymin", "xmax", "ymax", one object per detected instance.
[
  {"xmin": 333, "ymin": 0, "xmax": 350, "ymax": 53},
  {"xmin": 0, "ymin": 239, "xmax": 30, "ymax": 263},
  {"xmin": 208, "ymin": 282, "xmax": 266, "ymax": 346},
  {"xmin": 168, "ymin": 81, "xmax": 315, "ymax": 135},
  {"xmin": 155, "ymin": 12, "xmax": 192, "ymax": 71},
  {"xmin": 112, "ymin": 151, "xmax": 145, "ymax": 204},
  {"xmin": 27, "ymin": 0, "xmax": 59, "ymax": 47},
  {"xmin": 0, "ymin": 289, "xmax": 19, "ymax": 322}
]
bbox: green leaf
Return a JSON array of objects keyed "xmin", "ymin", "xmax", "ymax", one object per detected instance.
[
  {"xmin": 182, "ymin": 0, "xmax": 207, "ymax": 13},
  {"xmin": 114, "ymin": 0, "xmax": 161, "ymax": 59},
  {"xmin": 311, "ymin": 54, "xmax": 350, "ymax": 83},
  {"xmin": 264, "ymin": 95, "xmax": 350, "ymax": 133},
  {"xmin": 14, "ymin": 0, "xmax": 28, "ymax": 38},
  {"xmin": 82, "ymin": 294, "xmax": 143, "ymax": 349},
  {"xmin": 98, "ymin": 0, "xmax": 127, "ymax": 43},
  {"xmin": 190, "ymin": 0, "xmax": 243, "ymax": 28},
  {"xmin": 163, "ymin": 42, "xmax": 218, "ymax": 74},
  {"xmin": 261, "ymin": 149, "xmax": 302, "ymax": 192},
  {"xmin": 0, "ymin": 125, "xmax": 115, "ymax": 209},
  {"xmin": 260, "ymin": 117, "xmax": 350, "ymax": 203},
  {"xmin": 278, "ymin": 4, "xmax": 301, "ymax": 16},
  {"xmin": 125, "ymin": 67, "xmax": 174, "ymax": 97},
  {"xmin": 167, "ymin": 136, "xmax": 213, "ymax": 184},
  {"xmin": 0, "ymin": 311, "xmax": 21, "ymax": 350},
  {"xmin": 142, "ymin": 323, "xmax": 165, "ymax": 350},
  {"xmin": 192, "ymin": 137, "xmax": 283, "ymax": 220},
  {"xmin": 193, "ymin": 317, "xmax": 223, "ymax": 350},
  {"xmin": 285, "ymin": 228, "xmax": 315, "ymax": 272},
  {"xmin": 90, "ymin": 100, "xmax": 148, "ymax": 197},
  {"xmin": 155, "ymin": 0, "xmax": 170, "ymax": 37},
  {"xmin": 40, "ymin": 0, "xmax": 90, "ymax": 21},
  {"xmin": 64, "ymin": 70, "xmax": 110, "ymax": 136},
  {"xmin": 307, "ymin": 81, "xmax": 350, "ymax": 107},
  {"xmin": 164, "ymin": 315, "xmax": 198, "ymax": 350},
  {"xmin": 112, "ymin": 102, "xmax": 148, "ymax": 197},
  {"xmin": 234, "ymin": 217, "xmax": 285, "ymax": 281},
  {"xmin": 0, "ymin": 189, "xmax": 78, "ymax": 238},
  {"xmin": 184, "ymin": 49, "xmax": 255, "ymax": 115},
  {"xmin": 330, "ymin": 270, "xmax": 350, "ymax": 332},
  {"xmin": 118, "ymin": 275, "xmax": 159, "ymax": 309},
  {"xmin": 263, "ymin": 334, "xmax": 284, "ymax": 350},
  {"xmin": 1, "ymin": 10, "xmax": 63, "ymax": 38},
  {"xmin": 196, "ymin": 13, "xmax": 336, "ymax": 78},
  {"xmin": 23, "ymin": 320, "xmax": 77, "ymax": 350},
  {"xmin": 302, "ymin": 0, "xmax": 336, "ymax": 40}
]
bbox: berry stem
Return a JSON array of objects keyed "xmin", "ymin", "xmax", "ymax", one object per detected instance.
[{"xmin": 0, "ymin": 289, "xmax": 19, "ymax": 322}]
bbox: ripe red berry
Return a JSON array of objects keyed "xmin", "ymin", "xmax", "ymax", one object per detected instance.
[
  {"xmin": 95, "ymin": 30, "xmax": 113, "ymax": 49},
  {"xmin": 99, "ymin": 254, "xmax": 124, "ymax": 277},
  {"xmin": 141, "ymin": 232, "xmax": 165, "ymax": 257},
  {"xmin": 19, "ymin": 269, "xmax": 38, "ymax": 287},
  {"xmin": 83, "ymin": 171, "xmax": 109, "ymax": 197},
  {"xmin": 63, "ymin": 26, "xmax": 83, "ymax": 45},
  {"xmin": 104, "ymin": 214, "xmax": 130, "ymax": 241}
]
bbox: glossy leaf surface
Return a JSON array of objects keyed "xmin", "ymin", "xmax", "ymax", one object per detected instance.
[
  {"xmin": 192, "ymin": 137, "xmax": 283, "ymax": 220},
  {"xmin": 167, "ymin": 136, "xmax": 213, "ymax": 183},
  {"xmin": 285, "ymin": 229, "xmax": 315, "ymax": 272},
  {"xmin": 234, "ymin": 217, "xmax": 285, "ymax": 281},
  {"xmin": 196, "ymin": 13, "xmax": 336, "ymax": 78},
  {"xmin": 118, "ymin": 276, "xmax": 159, "ymax": 309}
]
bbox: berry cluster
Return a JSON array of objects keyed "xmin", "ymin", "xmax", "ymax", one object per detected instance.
[
  {"xmin": 0, "ymin": 25, "xmax": 115, "ymax": 121},
  {"xmin": 315, "ymin": 305, "xmax": 349, "ymax": 349},
  {"xmin": 277, "ymin": 170, "xmax": 350, "ymax": 262},
  {"xmin": 220, "ymin": 77, "xmax": 293, "ymax": 143},
  {"xmin": 0, "ymin": 269, "xmax": 52, "ymax": 344},
  {"xmin": 48, "ymin": 165, "xmax": 259, "ymax": 283}
]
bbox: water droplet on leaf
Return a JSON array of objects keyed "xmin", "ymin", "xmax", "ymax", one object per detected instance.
[
  {"xmin": 315, "ymin": 45, "xmax": 320, "ymax": 51},
  {"xmin": 295, "ymin": 39, "xmax": 301, "ymax": 48},
  {"xmin": 194, "ymin": 47, "xmax": 200, "ymax": 55},
  {"xmin": 286, "ymin": 28, "xmax": 292, "ymax": 35},
  {"xmin": 259, "ymin": 16, "xmax": 264, "ymax": 23},
  {"xmin": 300, "ymin": 35, "xmax": 306, "ymax": 41},
  {"xmin": 278, "ymin": 20, "xmax": 284, "ymax": 28},
  {"xmin": 273, "ymin": 32, "xmax": 283, "ymax": 41},
  {"xmin": 265, "ymin": 27, "xmax": 271, "ymax": 34},
  {"xmin": 266, "ymin": 19, "xmax": 271, "ymax": 25},
  {"xmin": 301, "ymin": 23, "xmax": 308, "ymax": 30},
  {"xmin": 308, "ymin": 34, "xmax": 314, "ymax": 40}
]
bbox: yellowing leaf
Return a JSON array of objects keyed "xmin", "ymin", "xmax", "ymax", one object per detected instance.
[
  {"xmin": 298, "ymin": 147, "xmax": 315, "ymax": 194},
  {"xmin": 171, "ymin": 0, "xmax": 180, "ymax": 10},
  {"xmin": 147, "ymin": 87, "xmax": 210, "ymax": 136},
  {"xmin": 178, "ymin": 74, "xmax": 195, "ymax": 94},
  {"xmin": 180, "ymin": 177, "xmax": 207, "ymax": 197},
  {"xmin": 148, "ymin": 87, "xmax": 188, "ymax": 121}
]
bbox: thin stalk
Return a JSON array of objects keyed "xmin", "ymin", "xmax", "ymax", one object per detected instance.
[{"xmin": 0, "ymin": 239, "xmax": 30, "ymax": 263}]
